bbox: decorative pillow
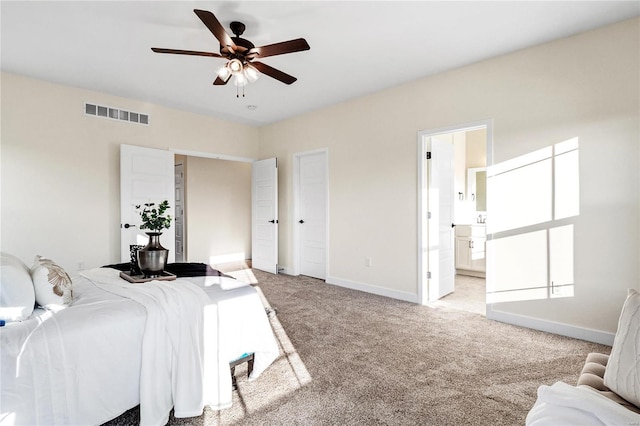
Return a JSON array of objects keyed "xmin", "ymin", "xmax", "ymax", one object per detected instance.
[
  {"xmin": 604, "ymin": 288, "xmax": 640, "ymax": 407},
  {"xmin": 30, "ymin": 255, "xmax": 73, "ymax": 309},
  {"xmin": 0, "ymin": 252, "xmax": 35, "ymax": 321}
]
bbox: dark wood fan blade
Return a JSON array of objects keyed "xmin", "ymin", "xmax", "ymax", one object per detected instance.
[
  {"xmin": 251, "ymin": 61, "xmax": 297, "ymax": 85},
  {"xmin": 247, "ymin": 38, "xmax": 310, "ymax": 59},
  {"xmin": 194, "ymin": 9, "xmax": 237, "ymax": 52},
  {"xmin": 213, "ymin": 74, "xmax": 231, "ymax": 85},
  {"xmin": 151, "ymin": 47, "xmax": 223, "ymax": 58}
]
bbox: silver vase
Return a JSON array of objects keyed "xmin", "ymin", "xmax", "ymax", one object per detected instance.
[{"xmin": 137, "ymin": 232, "xmax": 168, "ymax": 278}]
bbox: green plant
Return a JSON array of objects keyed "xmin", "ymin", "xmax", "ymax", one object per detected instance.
[{"xmin": 136, "ymin": 200, "xmax": 173, "ymax": 232}]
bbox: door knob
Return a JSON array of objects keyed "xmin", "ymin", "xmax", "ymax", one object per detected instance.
[
  {"xmin": 268, "ymin": 219, "xmax": 278, "ymax": 224},
  {"xmin": 123, "ymin": 223, "xmax": 136, "ymax": 229},
  {"xmin": 451, "ymin": 223, "xmax": 456, "ymax": 228},
  {"xmin": 299, "ymin": 220, "xmax": 304, "ymax": 224}
]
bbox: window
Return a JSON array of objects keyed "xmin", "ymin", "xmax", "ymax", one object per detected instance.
[{"xmin": 487, "ymin": 138, "xmax": 579, "ymax": 303}]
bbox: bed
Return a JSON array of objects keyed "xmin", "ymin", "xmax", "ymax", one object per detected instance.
[{"xmin": 0, "ymin": 255, "xmax": 279, "ymax": 426}]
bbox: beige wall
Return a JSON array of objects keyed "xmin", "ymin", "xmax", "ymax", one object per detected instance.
[
  {"xmin": 465, "ymin": 128, "xmax": 486, "ymax": 168},
  {"xmin": 1, "ymin": 18, "xmax": 638, "ymax": 340},
  {"xmin": 0, "ymin": 73, "xmax": 259, "ymax": 273},
  {"xmin": 259, "ymin": 18, "xmax": 639, "ymax": 336},
  {"xmin": 184, "ymin": 156, "xmax": 251, "ymax": 264}
]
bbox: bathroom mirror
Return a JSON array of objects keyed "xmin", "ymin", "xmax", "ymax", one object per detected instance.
[{"xmin": 467, "ymin": 167, "xmax": 487, "ymax": 213}]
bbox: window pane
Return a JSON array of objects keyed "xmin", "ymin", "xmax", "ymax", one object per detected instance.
[
  {"xmin": 486, "ymin": 230, "xmax": 548, "ymax": 303},
  {"xmin": 488, "ymin": 159, "xmax": 552, "ymax": 233},
  {"xmin": 549, "ymin": 225, "xmax": 574, "ymax": 298},
  {"xmin": 555, "ymin": 137, "xmax": 579, "ymax": 155},
  {"xmin": 555, "ymin": 150, "xmax": 580, "ymax": 220}
]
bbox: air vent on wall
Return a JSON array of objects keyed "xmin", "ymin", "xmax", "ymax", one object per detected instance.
[{"xmin": 84, "ymin": 102, "xmax": 149, "ymax": 125}]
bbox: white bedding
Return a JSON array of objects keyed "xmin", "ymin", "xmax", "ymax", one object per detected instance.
[
  {"xmin": 526, "ymin": 382, "xmax": 640, "ymax": 426},
  {"xmin": 0, "ymin": 267, "xmax": 279, "ymax": 426},
  {"xmin": 183, "ymin": 275, "xmax": 279, "ymax": 379}
]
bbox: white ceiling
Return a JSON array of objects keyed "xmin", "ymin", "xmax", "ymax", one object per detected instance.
[{"xmin": 2, "ymin": 1, "xmax": 638, "ymax": 126}]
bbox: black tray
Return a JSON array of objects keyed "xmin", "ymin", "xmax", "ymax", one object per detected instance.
[{"xmin": 119, "ymin": 270, "xmax": 177, "ymax": 283}]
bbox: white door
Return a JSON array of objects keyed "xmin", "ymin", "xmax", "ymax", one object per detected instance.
[
  {"xmin": 297, "ymin": 151, "xmax": 327, "ymax": 279},
  {"xmin": 428, "ymin": 137, "xmax": 455, "ymax": 300},
  {"xmin": 251, "ymin": 158, "xmax": 278, "ymax": 274},
  {"xmin": 120, "ymin": 144, "xmax": 175, "ymax": 262}
]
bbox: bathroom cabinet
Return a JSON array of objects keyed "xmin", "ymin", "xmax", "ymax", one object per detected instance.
[{"xmin": 455, "ymin": 225, "xmax": 486, "ymax": 277}]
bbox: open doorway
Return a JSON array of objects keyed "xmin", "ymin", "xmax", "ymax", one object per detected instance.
[
  {"xmin": 172, "ymin": 153, "xmax": 253, "ymax": 269},
  {"xmin": 418, "ymin": 120, "xmax": 492, "ymax": 315}
]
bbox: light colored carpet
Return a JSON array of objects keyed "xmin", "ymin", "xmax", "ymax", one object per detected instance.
[
  {"xmin": 104, "ymin": 270, "xmax": 609, "ymax": 425},
  {"xmin": 432, "ymin": 275, "xmax": 486, "ymax": 315}
]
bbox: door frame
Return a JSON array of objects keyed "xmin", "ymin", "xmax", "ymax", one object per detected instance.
[
  {"xmin": 292, "ymin": 148, "xmax": 329, "ymax": 277},
  {"xmin": 417, "ymin": 119, "xmax": 493, "ymax": 304}
]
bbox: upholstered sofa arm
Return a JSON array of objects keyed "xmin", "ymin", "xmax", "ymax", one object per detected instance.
[{"xmin": 577, "ymin": 353, "xmax": 640, "ymax": 414}]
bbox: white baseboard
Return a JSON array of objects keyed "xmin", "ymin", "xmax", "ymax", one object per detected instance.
[
  {"xmin": 486, "ymin": 307, "xmax": 615, "ymax": 346},
  {"xmin": 280, "ymin": 271, "xmax": 614, "ymax": 345},
  {"xmin": 456, "ymin": 269, "xmax": 486, "ymax": 278},
  {"xmin": 326, "ymin": 275, "xmax": 419, "ymax": 303}
]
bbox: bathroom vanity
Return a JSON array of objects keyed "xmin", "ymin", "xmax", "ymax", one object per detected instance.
[{"xmin": 455, "ymin": 224, "xmax": 486, "ymax": 277}]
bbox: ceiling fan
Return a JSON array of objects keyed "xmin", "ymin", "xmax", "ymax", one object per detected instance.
[{"xmin": 151, "ymin": 9, "xmax": 310, "ymax": 93}]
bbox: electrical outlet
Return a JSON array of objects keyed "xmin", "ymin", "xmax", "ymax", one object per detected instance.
[{"xmin": 365, "ymin": 257, "xmax": 372, "ymax": 267}]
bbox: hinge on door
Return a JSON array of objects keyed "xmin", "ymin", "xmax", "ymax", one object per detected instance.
[
  {"xmin": 427, "ymin": 271, "xmax": 432, "ymax": 279},
  {"xmin": 426, "ymin": 152, "xmax": 431, "ymax": 160},
  {"xmin": 427, "ymin": 211, "xmax": 432, "ymax": 219}
]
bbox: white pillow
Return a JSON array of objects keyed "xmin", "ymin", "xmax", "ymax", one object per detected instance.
[
  {"xmin": 604, "ymin": 288, "xmax": 640, "ymax": 407},
  {"xmin": 0, "ymin": 252, "xmax": 36, "ymax": 321},
  {"xmin": 30, "ymin": 255, "xmax": 73, "ymax": 310}
]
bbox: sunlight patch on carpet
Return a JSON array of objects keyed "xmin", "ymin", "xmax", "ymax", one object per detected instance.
[
  {"xmin": 208, "ymin": 285, "xmax": 312, "ymax": 422},
  {"xmin": 224, "ymin": 268, "xmax": 258, "ymax": 284}
]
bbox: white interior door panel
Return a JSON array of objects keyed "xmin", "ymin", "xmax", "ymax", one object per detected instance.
[
  {"xmin": 252, "ymin": 158, "xmax": 278, "ymax": 274},
  {"xmin": 120, "ymin": 144, "xmax": 175, "ymax": 263}
]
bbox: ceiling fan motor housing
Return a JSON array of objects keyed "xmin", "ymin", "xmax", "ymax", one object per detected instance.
[
  {"xmin": 222, "ymin": 37, "xmax": 255, "ymax": 56},
  {"xmin": 229, "ymin": 21, "xmax": 245, "ymax": 36},
  {"xmin": 219, "ymin": 21, "xmax": 254, "ymax": 60}
]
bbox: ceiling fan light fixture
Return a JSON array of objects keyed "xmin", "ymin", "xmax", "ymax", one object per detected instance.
[
  {"xmin": 233, "ymin": 72, "xmax": 248, "ymax": 87},
  {"xmin": 228, "ymin": 58, "xmax": 243, "ymax": 75},
  {"xmin": 244, "ymin": 65, "xmax": 259, "ymax": 83},
  {"xmin": 217, "ymin": 65, "xmax": 231, "ymax": 80}
]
